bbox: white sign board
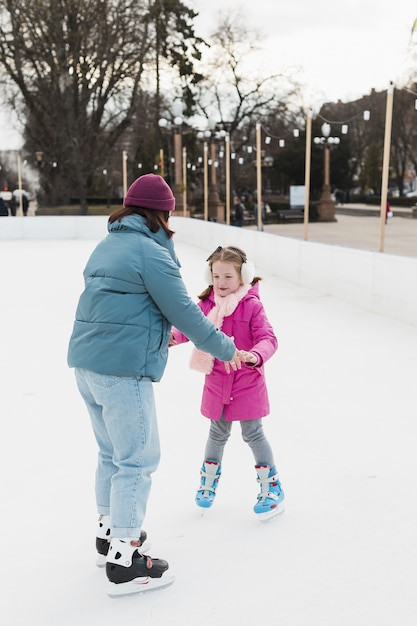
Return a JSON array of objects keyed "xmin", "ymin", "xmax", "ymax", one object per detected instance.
[{"xmin": 290, "ymin": 185, "xmax": 306, "ymax": 208}]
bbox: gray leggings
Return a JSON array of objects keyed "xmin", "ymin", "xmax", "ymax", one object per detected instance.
[{"xmin": 204, "ymin": 414, "xmax": 275, "ymax": 467}]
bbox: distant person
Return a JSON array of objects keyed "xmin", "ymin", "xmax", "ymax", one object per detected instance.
[
  {"xmin": 233, "ymin": 196, "xmax": 244, "ymax": 227},
  {"xmin": 253, "ymin": 202, "xmax": 266, "ymax": 230},
  {"xmin": 170, "ymin": 245, "xmax": 284, "ymax": 521},
  {"xmin": 0, "ymin": 197, "xmax": 8, "ymax": 216},
  {"xmin": 334, "ymin": 188, "xmax": 345, "ymax": 205},
  {"xmin": 8, "ymin": 195, "xmax": 17, "ymax": 216},
  {"xmin": 21, "ymin": 193, "xmax": 29, "ymax": 216},
  {"xmin": 263, "ymin": 202, "xmax": 271, "ymax": 224},
  {"xmin": 385, "ymin": 201, "xmax": 392, "ymax": 224},
  {"xmin": 67, "ymin": 174, "xmax": 244, "ymax": 597}
]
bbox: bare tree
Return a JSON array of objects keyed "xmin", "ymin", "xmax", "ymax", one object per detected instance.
[
  {"xmin": 0, "ymin": 0, "xmax": 203, "ymax": 211},
  {"xmin": 193, "ymin": 11, "xmax": 302, "ymax": 141},
  {"xmin": 184, "ymin": 11, "xmax": 304, "ymax": 200}
]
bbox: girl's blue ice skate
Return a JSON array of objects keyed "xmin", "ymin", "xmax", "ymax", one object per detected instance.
[
  {"xmin": 254, "ymin": 464, "xmax": 285, "ymax": 521},
  {"xmin": 196, "ymin": 460, "xmax": 221, "ymax": 508}
]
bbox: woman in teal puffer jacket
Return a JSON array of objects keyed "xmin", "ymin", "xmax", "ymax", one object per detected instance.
[{"xmin": 67, "ymin": 174, "xmax": 244, "ymax": 597}]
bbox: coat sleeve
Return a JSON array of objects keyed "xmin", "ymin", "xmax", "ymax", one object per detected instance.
[
  {"xmin": 142, "ymin": 243, "xmax": 235, "ymax": 362},
  {"xmin": 170, "ymin": 326, "xmax": 189, "ymax": 346},
  {"xmin": 249, "ymin": 300, "xmax": 278, "ymax": 365}
]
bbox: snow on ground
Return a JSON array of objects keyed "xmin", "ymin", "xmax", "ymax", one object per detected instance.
[{"xmin": 1, "ymin": 238, "xmax": 416, "ymax": 626}]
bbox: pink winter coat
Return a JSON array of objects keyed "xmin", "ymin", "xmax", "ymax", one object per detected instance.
[{"xmin": 171, "ymin": 283, "xmax": 278, "ymax": 421}]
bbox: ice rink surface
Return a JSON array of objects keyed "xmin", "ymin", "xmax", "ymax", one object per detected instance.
[{"xmin": 1, "ymin": 237, "xmax": 416, "ymax": 625}]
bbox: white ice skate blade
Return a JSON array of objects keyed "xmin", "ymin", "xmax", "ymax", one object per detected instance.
[
  {"xmin": 96, "ymin": 541, "xmax": 152, "ymax": 568},
  {"xmin": 255, "ymin": 502, "xmax": 285, "ymax": 522},
  {"xmin": 107, "ymin": 573, "xmax": 175, "ymax": 597}
]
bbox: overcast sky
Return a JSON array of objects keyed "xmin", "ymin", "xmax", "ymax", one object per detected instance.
[
  {"xmin": 192, "ymin": 0, "xmax": 417, "ymax": 104},
  {"xmin": 2, "ymin": 1, "xmax": 417, "ymax": 150}
]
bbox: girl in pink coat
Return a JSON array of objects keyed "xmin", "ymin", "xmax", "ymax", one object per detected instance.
[{"xmin": 171, "ymin": 245, "xmax": 284, "ymax": 521}]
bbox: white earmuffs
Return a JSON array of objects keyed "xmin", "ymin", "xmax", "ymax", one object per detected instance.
[{"xmin": 204, "ymin": 258, "xmax": 255, "ymax": 285}]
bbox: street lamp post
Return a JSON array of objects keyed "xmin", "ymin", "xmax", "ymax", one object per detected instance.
[
  {"xmin": 304, "ymin": 110, "xmax": 313, "ymax": 240},
  {"xmin": 207, "ymin": 127, "xmax": 227, "ymax": 222},
  {"xmin": 314, "ymin": 123, "xmax": 339, "ymax": 222},
  {"xmin": 208, "ymin": 139, "xmax": 224, "ymax": 222},
  {"xmin": 197, "ymin": 128, "xmax": 225, "ymax": 222}
]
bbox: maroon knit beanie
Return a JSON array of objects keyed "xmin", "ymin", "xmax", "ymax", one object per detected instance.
[{"xmin": 124, "ymin": 174, "xmax": 176, "ymax": 211}]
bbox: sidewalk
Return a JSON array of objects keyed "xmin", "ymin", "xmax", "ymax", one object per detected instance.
[{"xmin": 248, "ymin": 204, "xmax": 417, "ymax": 258}]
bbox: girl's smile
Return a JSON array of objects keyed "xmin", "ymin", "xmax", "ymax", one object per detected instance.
[{"xmin": 211, "ymin": 260, "xmax": 241, "ymax": 297}]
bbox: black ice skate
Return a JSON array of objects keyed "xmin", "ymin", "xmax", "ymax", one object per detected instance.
[
  {"xmin": 95, "ymin": 515, "xmax": 149, "ymax": 567},
  {"xmin": 106, "ymin": 538, "xmax": 174, "ymax": 597}
]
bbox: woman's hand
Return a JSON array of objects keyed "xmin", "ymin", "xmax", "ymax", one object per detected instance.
[{"xmin": 224, "ymin": 350, "xmax": 244, "ymax": 373}]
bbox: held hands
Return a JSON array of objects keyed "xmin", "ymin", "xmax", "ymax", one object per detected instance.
[
  {"xmin": 239, "ymin": 350, "xmax": 258, "ymax": 365},
  {"xmin": 224, "ymin": 350, "xmax": 258, "ymax": 373}
]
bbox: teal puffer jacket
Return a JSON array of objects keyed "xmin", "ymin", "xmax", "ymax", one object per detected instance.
[{"xmin": 67, "ymin": 215, "xmax": 235, "ymax": 380}]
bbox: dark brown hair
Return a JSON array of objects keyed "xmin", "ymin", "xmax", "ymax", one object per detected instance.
[{"xmin": 108, "ymin": 206, "xmax": 175, "ymax": 238}]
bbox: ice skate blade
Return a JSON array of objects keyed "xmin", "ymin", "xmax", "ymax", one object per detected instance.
[
  {"xmin": 107, "ymin": 573, "xmax": 175, "ymax": 597},
  {"xmin": 255, "ymin": 502, "xmax": 285, "ymax": 522},
  {"xmin": 96, "ymin": 541, "xmax": 152, "ymax": 568}
]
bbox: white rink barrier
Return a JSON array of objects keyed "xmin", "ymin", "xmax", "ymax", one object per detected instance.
[
  {"xmin": 1, "ymin": 215, "xmax": 416, "ymax": 326},
  {"xmin": 0, "ymin": 214, "xmax": 108, "ymax": 240}
]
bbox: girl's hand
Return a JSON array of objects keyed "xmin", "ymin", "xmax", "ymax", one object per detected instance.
[{"xmin": 169, "ymin": 332, "xmax": 177, "ymax": 347}]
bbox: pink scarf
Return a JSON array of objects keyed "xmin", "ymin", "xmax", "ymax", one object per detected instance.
[{"xmin": 190, "ymin": 284, "xmax": 251, "ymax": 374}]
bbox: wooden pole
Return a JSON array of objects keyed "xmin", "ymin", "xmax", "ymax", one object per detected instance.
[
  {"xmin": 203, "ymin": 141, "xmax": 208, "ymax": 221},
  {"xmin": 303, "ymin": 110, "xmax": 313, "ymax": 240},
  {"xmin": 159, "ymin": 148, "xmax": 165, "ymax": 179},
  {"xmin": 122, "ymin": 150, "xmax": 128, "ymax": 198},
  {"xmin": 379, "ymin": 82, "xmax": 394, "ymax": 253},
  {"xmin": 256, "ymin": 122, "xmax": 262, "ymax": 231},
  {"xmin": 17, "ymin": 153, "xmax": 23, "ymax": 213},
  {"xmin": 225, "ymin": 132, "xmax": 231, "ymax": 225},
  {"xmin": 182, "ymin": 146, "xmax": 187, "ymax": 216},
  {"xmin": 173, "ymin": 131, "xmax": 182, "ymax": 189}
]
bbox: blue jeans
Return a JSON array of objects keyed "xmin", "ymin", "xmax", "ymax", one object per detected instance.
[{"xmin": 75, "ymin": 368, "xmax": 160, "ymax": 538}]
